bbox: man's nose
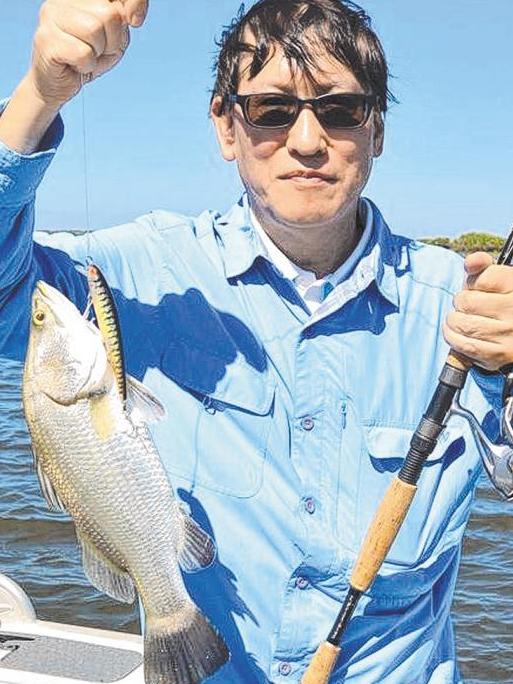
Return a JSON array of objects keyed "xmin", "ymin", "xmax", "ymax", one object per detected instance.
[{"xmin": 286, "ymin": 107, "xmax": 328, "ymax": 157}]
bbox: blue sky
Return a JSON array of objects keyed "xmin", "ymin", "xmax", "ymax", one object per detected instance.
[{"xmin": 1, "ymin": 1, "xmax": 512, "ymax": 238}]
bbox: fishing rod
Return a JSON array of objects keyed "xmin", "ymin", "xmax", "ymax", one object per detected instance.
[{"xmin": 301, "ymin": 227, "xmax": 513, "ymax": 684}]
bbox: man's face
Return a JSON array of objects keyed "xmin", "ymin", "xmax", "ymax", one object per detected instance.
[{"xmin": 212, "ymin": 44, "xmax": 384, "ymax": 229}]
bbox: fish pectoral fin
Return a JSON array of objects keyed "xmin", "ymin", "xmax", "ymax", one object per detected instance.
[
  {"xmin": 126, "ymin": 375, "xmax": 166, "ymax": 423},
  {"xmin": 177, "ymin": 508, "xmax": 216, "ymax": 573},
  {"xmin": 77, "ymin": 531, "xmax": 136, "ymax": 604},
  {"xmin": 34, "ymin": 456, "xmax": 67, "ymax": 512}
]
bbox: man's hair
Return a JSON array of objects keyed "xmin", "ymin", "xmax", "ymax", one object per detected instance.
[{"xmin": 212, "ymin": 0, "xmax": 394, "ymax": 114}]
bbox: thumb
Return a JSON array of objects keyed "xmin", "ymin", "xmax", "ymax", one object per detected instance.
[{"xmin": 464, "ymin": 251, "xmax": 493, "ymax": 288}]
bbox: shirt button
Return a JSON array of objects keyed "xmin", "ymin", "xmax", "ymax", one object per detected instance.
[
  {"xmin": 296, "ymin": 576, "xmax": 309, "ymax": 590},
  {"xmin": 279, "ymin": 662, "xmax": 292, "ymax": 676},
  {"xmin": 304, "ymin": 497, "xmax": 316, "ymax": 515},
  {"xmin": 300, "ymin": 416, "xmax": 315, "ymax": 431}
]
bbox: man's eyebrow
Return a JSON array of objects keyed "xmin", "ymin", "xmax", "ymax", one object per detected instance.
[{"xmin": 251, "ymin": 82, "xmax": 353, "ymax": 95}]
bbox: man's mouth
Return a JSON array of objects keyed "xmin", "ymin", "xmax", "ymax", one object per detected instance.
[{"xmin": 279, "ymin": 171, "xmax": 337, "ymax": 185}]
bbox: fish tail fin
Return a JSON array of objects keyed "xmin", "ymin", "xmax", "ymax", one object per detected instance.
[{"xmin": 144, "ymin": 606, "xmax": 229, "ymax": 684}]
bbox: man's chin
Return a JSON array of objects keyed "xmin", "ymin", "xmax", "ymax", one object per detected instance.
[{"xmin": 269, "ymin": 207, "xmax": 341, "ymax": 229}]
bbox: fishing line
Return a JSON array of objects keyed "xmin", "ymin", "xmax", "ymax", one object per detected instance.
[{"xmin": 80, "ymin": 73, "xmax": 93, "ymax": 265}]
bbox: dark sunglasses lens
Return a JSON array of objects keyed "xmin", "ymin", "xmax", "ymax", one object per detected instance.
[
  {"xmin": 245, "ymin": 95, "xmax": 296, "ymax": 128},
  {"xmin": 316, "ymin": 95, "xmax": 370, "ymax": 128}
]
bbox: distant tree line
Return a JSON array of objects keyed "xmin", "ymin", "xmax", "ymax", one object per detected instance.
[{"xmin": 422, "ymin": 232, "xmax": 505, "ymax": 258}]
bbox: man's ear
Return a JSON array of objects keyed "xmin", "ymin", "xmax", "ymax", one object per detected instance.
[
  {"xmin": 372, "ymin": 112, "xmax": 384, "ymax": 158},
  {"xmin": 211, "ymin": 95, "xmax": 236, "ymax": 162}
]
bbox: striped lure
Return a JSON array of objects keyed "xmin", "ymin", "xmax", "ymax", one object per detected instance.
[{"xmin": 87, "ymin": 264, "xmax": 127, "ymax": 403}]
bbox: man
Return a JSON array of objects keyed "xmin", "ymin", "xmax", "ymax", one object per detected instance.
[{"xmin": 1, "ymin": 1, "xmax": 512, "ymax": 682}]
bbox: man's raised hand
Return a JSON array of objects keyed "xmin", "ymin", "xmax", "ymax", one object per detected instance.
[{"xmin": 29, "ymin": 0, "xmax": 149, "ymax": 108}]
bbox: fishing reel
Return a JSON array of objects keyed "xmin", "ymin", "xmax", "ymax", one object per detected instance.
[
  {"xmin": 500, "ymin": 364, "xmax": 513, "ymax": 447},
  {"xmin": 449, "ymin": 375, "xmax": 513, "ymax": 500}
]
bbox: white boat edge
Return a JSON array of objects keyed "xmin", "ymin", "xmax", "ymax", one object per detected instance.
[{"xmin": 0, "ymin": 573, "xmax": 144, "ymax": 684}]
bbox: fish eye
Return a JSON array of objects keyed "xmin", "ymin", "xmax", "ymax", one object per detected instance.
[{"xmin": 33, "ymin": 309, "xmax": 46, "ymax": 326}]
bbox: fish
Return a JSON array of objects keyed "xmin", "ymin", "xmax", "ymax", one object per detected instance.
[{"xmin": 22, "ymin": 281, "xmax": 229, "ymax": 684}]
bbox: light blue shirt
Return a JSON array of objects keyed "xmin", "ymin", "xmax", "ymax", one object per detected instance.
[{"xmin": 0, "ymin": 112, "xmax": 503, "ymax": 683}]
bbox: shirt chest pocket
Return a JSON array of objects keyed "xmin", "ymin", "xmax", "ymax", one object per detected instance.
[
  {"xmin": 355, "ymin": 423, "xmax": 474, "ymax": 599},
  {"xmin": 152, "ymin": 359, "xmax": 276, "ymax": 499}
]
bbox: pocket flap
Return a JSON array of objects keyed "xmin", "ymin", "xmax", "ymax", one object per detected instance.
[
  {"xmin": 162, "ymin": 342, "xmax": 275, "ymax": 416},
  {"xmin": 364, "ymin": 425, "xmax": 412, "ymax": 473}
]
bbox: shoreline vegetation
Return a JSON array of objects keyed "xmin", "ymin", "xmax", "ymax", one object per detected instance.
[{"xmin": 422, "ymin": 232, "xmax": 505, "ymax": 258}]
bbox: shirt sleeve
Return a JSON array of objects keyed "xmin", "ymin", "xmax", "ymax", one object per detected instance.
[
  {"xmin": 0, "ymin": 98, "xmax": 64, "ymax": 293},
  {"xmin": 0, "ymin": 99, "xmax": 93, "ymax": 362}
]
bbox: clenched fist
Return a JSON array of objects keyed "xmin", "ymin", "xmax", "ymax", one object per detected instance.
[
  {"xmin": 444, "ymin": 252, "xmax": 513, "ymax": 372},
  {"xmin": 29, "ymin": 0, "xmax": 149, "ymax": 107}
]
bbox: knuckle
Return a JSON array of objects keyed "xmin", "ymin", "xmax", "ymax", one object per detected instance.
[
  {"xmin": 95, "ymin": 2, "xmax": 120, "ymax": 24},
  {"xmin": 82, "ymin": 14, "xmax": 104, "ymax": 40},
  {"xmin": 453, "ymin": 290, "xmax": 469, "ymax": 313},
  {"xmin": 446, "ymin": 310, "xmax": 458, "ymax": 329},
  {"xmin": 38, "ymin": 1, "xmax": 52, "ymax": 22},
  {"xmin": 461, "ymin": 339, "xmax": 479, "ymax": 358},
  {"xmin": 76, "ymin": 42, "xmax": 95, "ymax": 65},
  {"xmin": 33, "ymin": 25, "xmax": 49, "ymax": 50}
]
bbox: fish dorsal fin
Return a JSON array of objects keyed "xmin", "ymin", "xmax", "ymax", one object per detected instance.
[
  {"xmin": 126, "ymin": 375, "xmax": 166, "ymax": 423},
  {"xmin": 34, "ymin": 457, "xmax": 67, "ymax": 512},
  {"xmin": 76, "ymin": 530, "xmax": 136, "ymax": 604},
  {"xmin": 176, "ymin": 506, "xmax": 216, "ymax": 573}
]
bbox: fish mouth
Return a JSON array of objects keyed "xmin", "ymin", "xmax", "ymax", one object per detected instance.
[{"xmin": 34, "ymin": 281, "xmax": 86, "ymax": 329}]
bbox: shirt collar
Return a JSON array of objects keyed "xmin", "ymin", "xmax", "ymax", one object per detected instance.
[
  {"xmin": 215, "ymin": 193, "xmax": 399, "ymax": 307},
  {"xmin": 215, "ymin": 195, "xmax": 266, "ymax": 280}
]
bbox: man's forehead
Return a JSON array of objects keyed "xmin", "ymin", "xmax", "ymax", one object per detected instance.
[{"xmin": 237, "ymin": 45, "xmax": 363, "ymax": 94}]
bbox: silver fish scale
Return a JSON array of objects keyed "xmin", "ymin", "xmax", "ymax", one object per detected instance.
[{"xmin": 23, "ymin": 378, "xmax": 191, "ymax": 618}]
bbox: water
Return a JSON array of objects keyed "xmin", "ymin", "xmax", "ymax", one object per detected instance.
[{"xmin": 1, "ymin": 357, "xmax": 511, "ymax": 682}]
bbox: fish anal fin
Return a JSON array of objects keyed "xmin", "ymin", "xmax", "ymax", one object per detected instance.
[
  {"xmin": 177, "ymin": 509, "xmax": 216, "ymax": 573},
  {"xmin": 34, "ymin": 457, "xmax": 67, "ymax": 512},
  {"xmin": 77, "ymin": 531, "xmax": 136, "ymax": 604}
]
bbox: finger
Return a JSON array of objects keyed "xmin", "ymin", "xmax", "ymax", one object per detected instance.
[
  {"xmin": 442, "ymin": 322, "xmax": 505, "ymax": 371},
  {"xmin": 119, "ymin": 0, "xmax": 148, "ymax": 27},
  {"xmin": 43, "ymin": 4, "xmax": 107, "ymax": 58},
  {"xmin": 86, "ymin": 1, "xmax": 129, "ymax": 54},
  {"xmin": 95, "ymin": 50, "xmax": 126, "ymax": 77},
  {"xmin": 38, "ymin": 22, "xmax": 98, "ymax": 75},
  {"xmin": 446, "ymin": 310, "xmax": 513, "ymax": 343},
  {"xmin": 453, "ymin": 289, "xmax": 513, "ymax": 320},
  {"xmin": 46, "ymin": 1, "xmax": 127, "ymax": 57},
  {"xmin": 464, "ymin": 251, "xmax": 493, "ymax": 276},
  {"xmin": 466, "ymin": 264, "xmax": 513, "ymax": 294}
]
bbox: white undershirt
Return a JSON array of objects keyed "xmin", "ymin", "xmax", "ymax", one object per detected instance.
[{"xmin": 250, "ymin": 200, "xmax": 373, "ymax": 313}]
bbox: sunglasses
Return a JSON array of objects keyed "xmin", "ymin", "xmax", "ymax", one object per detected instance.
[{"xmin": 227, "ymin": 92, "xmax": 377, "ymax": 130}]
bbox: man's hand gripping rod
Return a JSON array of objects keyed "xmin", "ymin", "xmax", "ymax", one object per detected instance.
[{"xmin": 301, "ymin": 229, "xmax": 513, "ymax": 684}]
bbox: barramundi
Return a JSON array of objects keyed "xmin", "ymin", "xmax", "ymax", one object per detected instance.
[{"xmin": 22, "ymin": 281, "xmax": 229, "ymax": 684}]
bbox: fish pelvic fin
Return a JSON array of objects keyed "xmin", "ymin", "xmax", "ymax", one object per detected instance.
[
  {"xmin": 144, "ymin": 607, "xmax": 229, "ymax": 684},
  {"xmin": 34, "ymin": 457, "xmax": 67, "ymax": 512},
  {"xmin": 126, "ymin": 375, "xmax": 166, "ymax": 423},
  {"xmin": 177, "ymin": 508, "xmax": 216, "ymax": 573},
  {"xmin": 77, "ymin": 531, "xmax": 136, "ymax": 604}
]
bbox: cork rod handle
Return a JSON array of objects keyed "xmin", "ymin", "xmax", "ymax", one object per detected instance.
[
  {"xmin": 351, "ymin": 477, "xmax": 417, "ymax": 592},
  {"xmin": 301, "ymin": 642, "xmax": 340, "ymax": 684}
]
